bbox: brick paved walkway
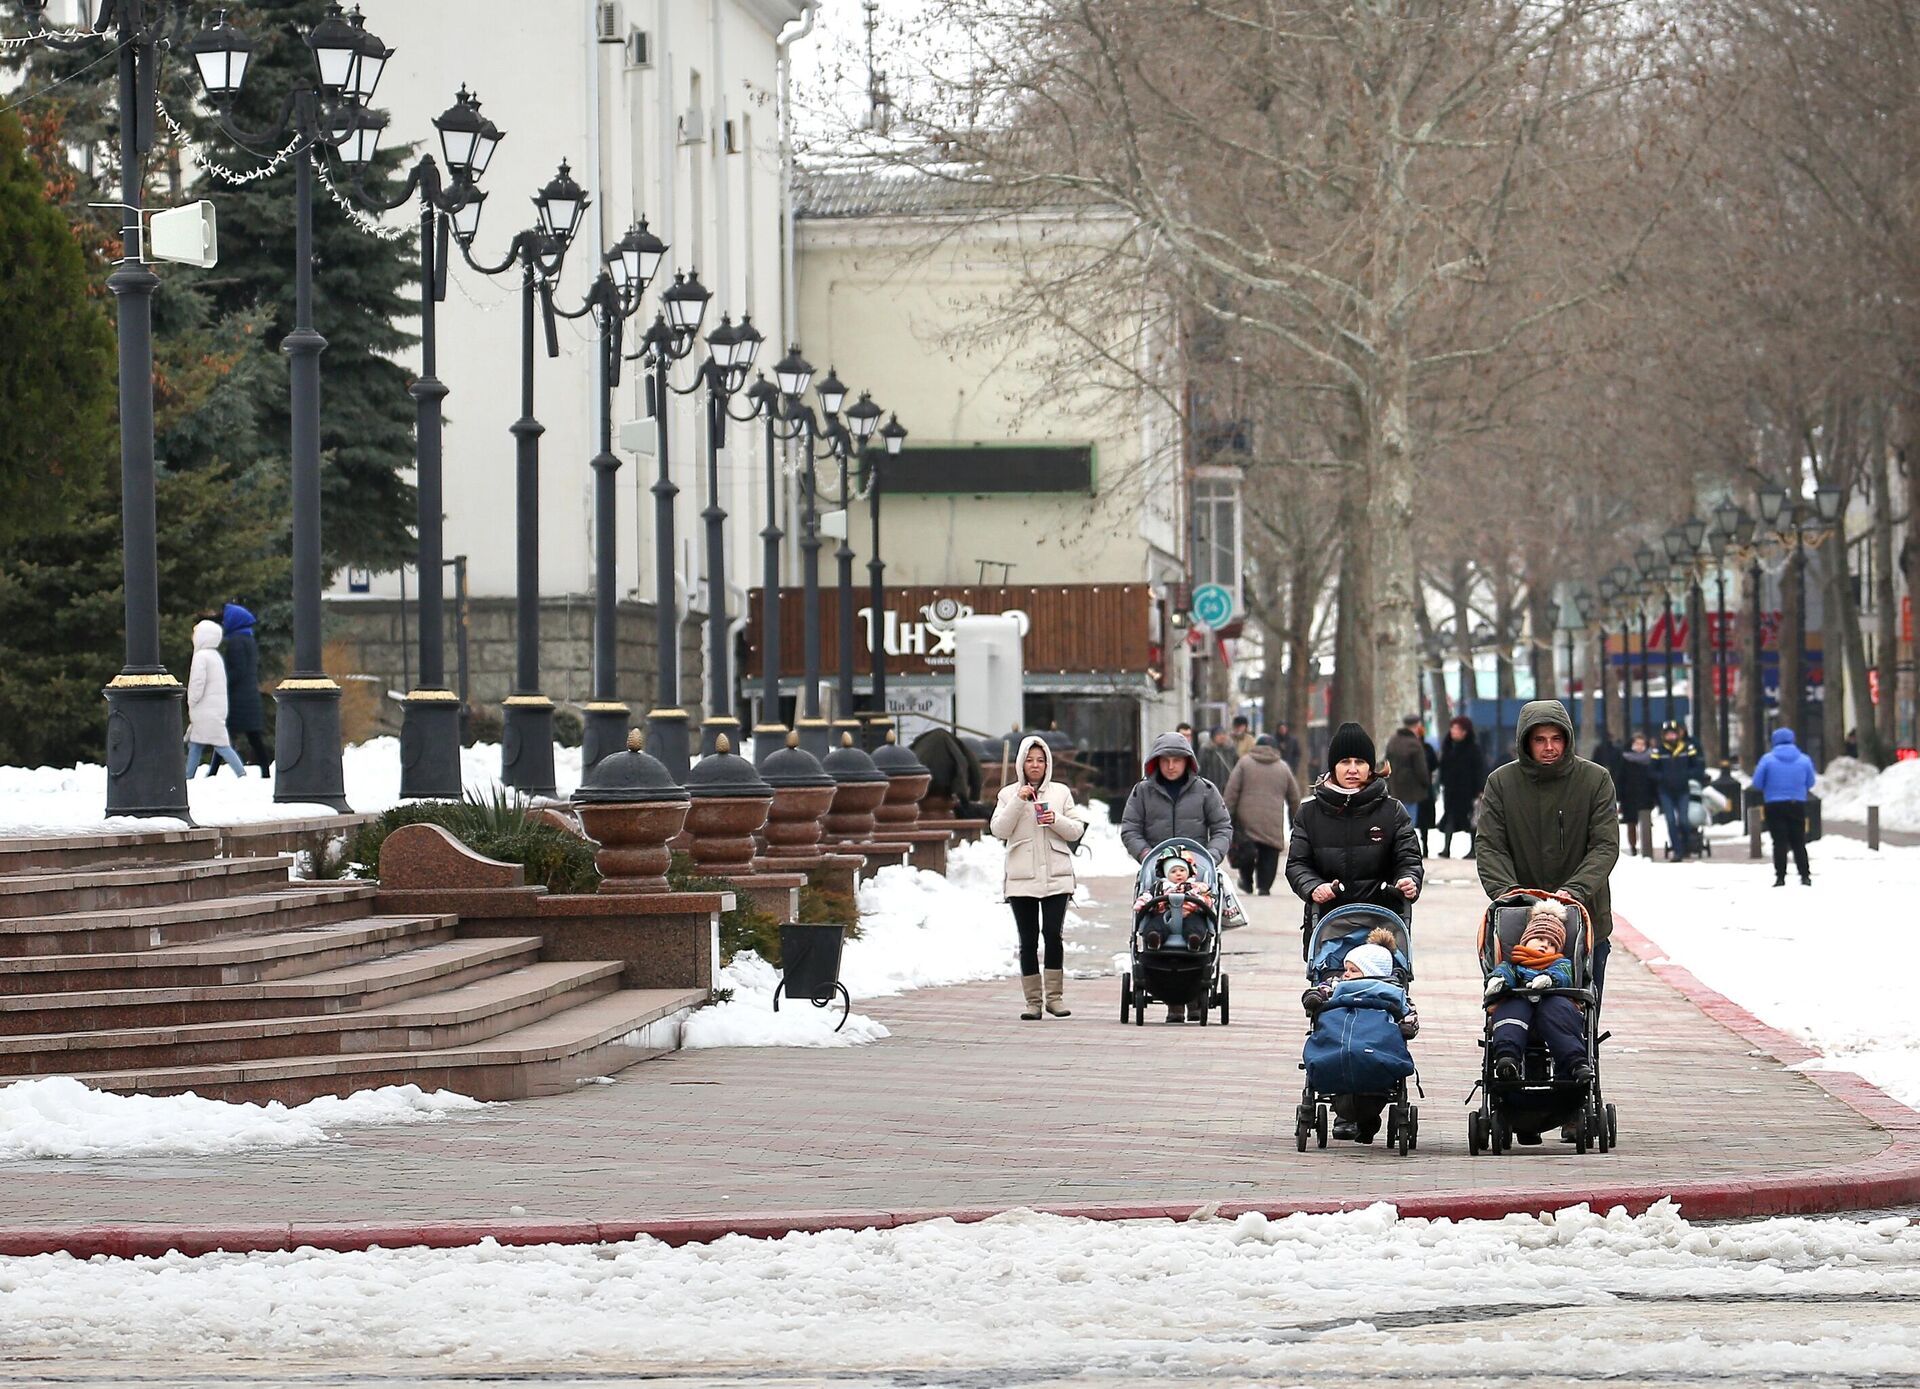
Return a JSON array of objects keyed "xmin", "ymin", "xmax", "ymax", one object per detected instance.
[{"xmin": 1, "ymin": 862, "xmax": 1908, "ymax": 1236}]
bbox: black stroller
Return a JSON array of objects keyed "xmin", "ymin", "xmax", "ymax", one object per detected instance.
[
  {"xmin": 1467, "ymin": 891, "xmax": 1617, "ymax": 1156},
  {"xmin": 1119, "ymin": 838, "xmax": 1229, "ymax": 1026},
  {"xmin": 1295, "ymin": 901, "xmax": 1419, "ymax": 1155}
]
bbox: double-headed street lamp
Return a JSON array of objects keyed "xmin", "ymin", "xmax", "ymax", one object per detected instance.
[
  {"xmin": 181, "ymin": 2, "xmax": 401, "ymax": 811},
  {"xmin": 699, "ymin": 311, "xmax": 766, "ymax": 755},
  {"xmin": 22, "ymin": 0, "xmax": 194, "ymax": 818},
  {"xmin": 1753, "ymin": 482, "xmax": 1843, "ymax": 752},
  {"xmin": 458, "ymin": 159, "xmax": 590, "ymax": 796},
  {"xmin": 864, "ymin": 411, "xmax": 909, "ymax": 748},
  {"xmin": 341, "ymin": 86, "xmax": 502, "ymax": 800},
  {"xmin": 553, "ymin": 219, "xmax": 667, "ymax": 772}
]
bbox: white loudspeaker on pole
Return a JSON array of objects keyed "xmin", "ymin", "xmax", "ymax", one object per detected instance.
[
  {"xmin": 954, "ymin": 615, "xmax": 1024, "ymax": 740},
  {"xmin": 148, "ymin": 200, "xmax": 219, "ymax": 269}
]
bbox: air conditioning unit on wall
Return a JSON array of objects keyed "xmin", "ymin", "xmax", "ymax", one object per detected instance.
[
  {"xmin": 595, "ymin": 2, "xmax": 623, "ymax": 43},
  {"xmin": 678, "ymin": 107, "xmax": 706, "ymax": 145},
  {"xmin": 624, "ymin": 28, "xmax": 652, "ymax": 69}
]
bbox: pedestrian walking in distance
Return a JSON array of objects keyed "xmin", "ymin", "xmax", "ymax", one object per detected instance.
[
  {"xmin": 1438, "ymin": 716, "xmax": 1486, "ymax": 857},
  {"xmin": 1384, "ymin": 714, "xmax": 1433, "ymax": 848},
  {"xmin": 1223, "ymin": 733, "xmax": 1301, "ymax": 896},
  {"xmin": 185, "ymin": 619, "xmax": 247, "ymax": 779},
  {"xmin": 1616, "ymin": 731, "xmax": 1655, "ymax": 855},
  {"xmin": 1750, "ymin": 727, "xmax": 1817, "ymax": 886},
  {"xmin": 218, "ymin": 601, "xmax": 269, "ymax": 776},
  {"xmin": 990, "ymin": 735, "xmax": 1090, "ymax": 1020},
  {"xmin": 1198, "ymin": 726, "xmax": 1239, "ymax": 792}
]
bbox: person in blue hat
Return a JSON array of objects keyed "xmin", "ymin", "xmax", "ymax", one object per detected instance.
[{"xmin": 1750, "ymin": 727, "xmax": 1817, "ymax": 885}]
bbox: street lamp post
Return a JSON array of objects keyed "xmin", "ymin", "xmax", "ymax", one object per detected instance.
[
  {"xmin": 791, "ymin": 366, "xmax": 848, "ymax": 756},
  {"xmin": 842, "ymin": 391, "xmax": 886, "ymax": 747},
  {"xmin": 631, "ymin": 271, "xmax": 713, "ymax": 778},
  {"xmin": 1633, "ymin": 545, "xmax": 1662, "ymax": 735},
  {"xmin": 345, "ymin": 87, "xmax": 502, "ymax": 799},
  {"xmin": 746, "ymin": 346, "xmax": 827, "ymax": 761},
  {"xmin": 459, "ymin": 160, "xmax": 589, "ymax": 796},
  {"xmin": 181, "ymin": 2, "xmax": 407, "ymax": 812},
  {"xmin": 698, "ymin": 312, "xmax": 764, "ymax": 754},
  {"xmin": 24, "ymin": 0, "xmax": 193, "ymax": 818},
  {"xmin": 867, "ymin": 412, "xmax": 909, "ymax": 750},
  {"xmin": 1659, "ymin": 529, "xmax": 1690, "ymax": 728},
  {"xmin": 551, "ymin": 220, "xmax": 666, "ymax": 772}
]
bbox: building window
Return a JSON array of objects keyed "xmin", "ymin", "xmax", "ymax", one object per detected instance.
[{"xmin": 1193, "ymin": 474, "xmax": 1241, "ymax": 597}]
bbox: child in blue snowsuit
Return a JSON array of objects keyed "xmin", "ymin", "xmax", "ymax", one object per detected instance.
[
  {"xmin": 1484, "ymin": 900, "xmax": 1589, "ymax": 1084},
  {"xmin": 1302, "ymin": 929, "xmax": 1418, "ymax": 1143}
]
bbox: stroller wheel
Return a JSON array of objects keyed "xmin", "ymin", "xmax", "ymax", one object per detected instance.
[
  {"xmin": 1218, "ymin": 974, "xmax": 1230, "ymax": 1025},
  {"xmin": 1606, "ymin": 1103, "xmax": 1619, "ymax": 1149},
  {"xmin": 1468, "ymin": 1110, "xmax": 1484, "ymax": 1157},
  {"xmin": 1407, "ymin": 1106, "xmax": 1419, "ymax": 1152},
  {"xmin": 1119, "ymin": 973, "xmax": 1132, "ymax": 1025},
  {"xmin": 1315, "ymin": 1105, "xmax": 1329, "ymax": 1149}
]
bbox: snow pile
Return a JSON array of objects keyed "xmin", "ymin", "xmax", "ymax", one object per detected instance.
[
  {"xmin": 1077, "ymin": 799, "xmax": 1142, "ymax": 878},
  {"xmin": 1817, "ymin": 756, "xmax": 1920, "ymax": 832},
  {"xmin": 0, "ymin": 740, "xmax": 583, "ymax": 836},
  {"xmin": 0, "ymin": 1078, "xmax": 484, "ymax": 1161},
  {"xmin": 682, "ymin": 952, "xmax": 890, "ymax": 1050},
  {"xmin": 6, "ymin": 1204, "xmax": 1920, "ymax": 1374},
  {"xmin": 1613, "ymin": 842, "xmax": 1920, "ymax": 1109}
]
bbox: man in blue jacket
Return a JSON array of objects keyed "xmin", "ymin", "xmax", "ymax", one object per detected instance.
[
  {"xmin": 1751, "ymin": 727, "xmax": 1818, "ymax": 886},
  {"xmin": 1650, "ymin": 721, "xmax": 1705, "ymax": 860}
]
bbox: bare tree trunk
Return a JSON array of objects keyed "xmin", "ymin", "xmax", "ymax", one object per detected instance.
[
  {"xmin": 1779, "ymin": 545, "xmax": 1805, "ymax": 740},
  {"xmin": 1413, "ymin": 581, "xmax": 1451, "ymax": 730},
  {"xmin": 1688, "ymin": 580, "xmax": 1715, "ymax": 764},
  {"xmin": 1525, "ymin": 579, "xmax": 1558, "ymax": 701},
  {"xmin": 1451, "ymin": 563, "xmax": 1478, "ymax": 711},
  {"xmin": 1740, "ymin": 558, "xmax": 1765, "ymax": 767},
  {"xmin": 1870, "ymin": 416, "xmax": 1899, "ymax": 765},
  {"xmin": 1829, "ymin": 536, "xmax": 1873, "ymax": 769}
]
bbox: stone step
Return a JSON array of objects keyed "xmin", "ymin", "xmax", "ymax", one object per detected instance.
[
  {"xmin": 0, "ymin": 827, "xmax": 222, "ymax": 877},
  {"xmin": 0, "ymin": 936, "xmax": 544, "ymax": 1036},
  {"xmin": 0, "ymin": 961, "xmax": 627, "ymax": 1076},
  {"xmin": 0, "ymin": 914, "xmax": 457, "ymax": 993},
  {"xmin": 61, "ymin": 987, "xmax": 703, "ymax": 1103},
  {"xmin": 0, "ymin": 856, "xmax": 298, "ymax": 920},
  {"xmin": 0, "ymin": 884, "xmax": 376, "ymax": 958}
]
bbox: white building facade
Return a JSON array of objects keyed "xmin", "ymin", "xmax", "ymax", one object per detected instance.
[{"xmin": 325, "ymin": 0, "xmax": 811, "ymax": 723}]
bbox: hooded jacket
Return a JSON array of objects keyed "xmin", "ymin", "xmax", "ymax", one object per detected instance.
[
  {"xmin": 989, "ymin": 735, "xmax": 1090, "ymax": 899},
  {"xmin": 1750, "ymin": 728, "xmax": 1818, "ymax": 804},
  {"xmin": 1223, "ymin": 743, "xmax": 1301, "ymax": 848},
  {"xmin": 1285, "ymin": 774, "xmax": 1422, "ymax": 928},
  {"xmin": 1475, "ymin": 700, "xmax": 1620, "ymax": 941},
  {"xmin": 185, "ymin": 619, "xmax": 232, "ymax": 746},
  {"xmin": 219, "ymin": 602, "xmax": 264, "ymax": 733},
  {"xmin": 1651, "ymin": 728, "xmax": 1705, "ymax": 798},
  {"xmin": 1120, "ymin": 731, "xmax": 1233, "ymax": 863}
]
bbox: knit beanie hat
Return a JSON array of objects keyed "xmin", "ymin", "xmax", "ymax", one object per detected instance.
[
  {"xmin": 1523, "ymin": 900, "xmax": 1567, "ymax": 952},
  {"xmin": 1346, "ymin": 943, "xmax": 1394, "ymax": 979},
  {"xmin": 1326, "ymin": 722, "xmax": 1377, "ymax": 772}
]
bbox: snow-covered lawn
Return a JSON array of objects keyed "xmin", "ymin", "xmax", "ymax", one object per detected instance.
[
  {"xmin": 0, "ymin": 738, "xmax": 584, "ymax": 836},
  {"xmin": 4, "ymin": 1204, "xmax": 1920, "ymax": 1375},
  {"xmin": 0, "ymin": 1079, "xmax": 483, "ymax": 1161},
  {"xmin": 1613, "ymin": 838, "xmax": 1920, "ymax": 1110}
]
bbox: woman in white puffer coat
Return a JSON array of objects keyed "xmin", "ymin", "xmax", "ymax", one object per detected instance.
[
  {"xmin": 186, "ymin": 619, "xmax": 247, "ymax": 778},
  {"xmin": 990, "ymin": 735, "xmax": 1090, "ymax": 1020}
]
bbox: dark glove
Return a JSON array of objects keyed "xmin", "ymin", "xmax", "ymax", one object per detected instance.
[{"xmin": 1301, "ymin": 987, "xmax": 1329, "ymax": 1015}]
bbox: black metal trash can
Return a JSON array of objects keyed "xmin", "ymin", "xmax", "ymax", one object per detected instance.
[{"xmin": 773, "ymin": 923, "xmax": 850, "ymax": 1030}]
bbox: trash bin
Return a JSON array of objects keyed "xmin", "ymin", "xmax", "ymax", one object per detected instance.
[{"xmin": 773, "ymin": 922, "xmax": 850, "ymax": 1031}]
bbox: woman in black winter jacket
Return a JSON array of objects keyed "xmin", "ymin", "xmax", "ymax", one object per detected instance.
[
  {"xmin": 1436, "ymin": 715, "xmax": 1486, "ymax": 857},
  {"xmin": 1286, "ymin": 722, "xmax": 1424, "ymax": 934}
]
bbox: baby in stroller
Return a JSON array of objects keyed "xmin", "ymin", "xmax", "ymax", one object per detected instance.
[
  {"xmin": 1133, "ymin": 848, "xmax": 1217, "ymax": 952},
  {"xmin": 1297, "ymin": 905, "xmax": 1420, "ymax": 1151},
  {"xmin": 1482, "ymin": 899, "xmax": 1590, "ymax": 1086}
]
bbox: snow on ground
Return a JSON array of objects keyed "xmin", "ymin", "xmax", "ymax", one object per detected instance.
[
  {"xmin": 5, "ymin": 1204, "xmax": 1920, "ymax": 1376},
  {"xmin": 0, "ymin": 1078, "xmax": 483, "ymax": 1161},
  {"xmin": 1613, "ymin": 838, "xmax": 1920, "ymax": 1110},
  {"xmin": 1079, "ymin": 798, "xmax": 1144, "ymax": 878},
  {"xmin": 1817, "ymin": 754, "xmax": 1920, "ymax": 831},
  {"xmin": 0, "ymin": 739, "xmax": 584, "ymax": 836}
]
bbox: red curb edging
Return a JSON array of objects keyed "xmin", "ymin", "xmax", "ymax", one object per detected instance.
[{"xmin": 4, "ymin": 911, "xmax": 1915, "ymax": 1260}]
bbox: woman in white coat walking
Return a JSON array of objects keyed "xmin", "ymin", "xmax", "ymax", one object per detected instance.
[
  {"xmin": 186, "ymin": 618, "xmax": 247, "ymax": 778},
  {"xmin": 990, "ymin": 734, "xmax": 1090, "ymax": 1020}
]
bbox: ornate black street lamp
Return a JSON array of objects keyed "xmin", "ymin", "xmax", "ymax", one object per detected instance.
[
  {"xmin": 458, "ymin": 159, "xmax": 589, "ymax": 796},
  {"xmin": 835, "ymin": 390, "xmax": 884, "ymax": 740},
  {"xmin": 21, "ymin": 0, "xmax": 194, "ymax": 818},
  {"xmin": 697, "ymin": 311, "xmax": 764, "ymax": 754},
  {"xmin": 744, "ymin": 346, "xmax": 824, "ymax": 761},
  {"xmin": 863, "ymin": 411, "xmax": 909, "ymax": 749},
  {"xmin": 1709, "ymin": 499, "xmax": 1743, "ymax": 761},
  {"xmin": 1633, "ymin": 544, "xmax": 1661, "ymax": 735},
  {"xmin": 1660, "ymin": 526, "xmax": 1692, "ymax": 727},
  {"xmin": 1754, "ymin": 482, "xmax": 1843, "ymax": 757},
  {"xmin": 339, "ymin": 86, "xmax": 501, "ymax": 799},
  {"xmin": 551, "ymin": 219, "xmax": 667, "ymax": 772},
  {"xmin": 630, "ymin": 271, "xmax": 713, "ymax": 778},
  {"xmin": 178, "ymin": 2, "xmax": 406, "ymax": 811}
]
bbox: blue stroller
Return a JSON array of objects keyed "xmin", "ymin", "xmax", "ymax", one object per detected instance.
[
  {"xmin": 1295, "ymin": 901, "xmax": 1419, "ymax": 1155},
  {"xmin": 1119, "ymin": 838, "xmax": 1229, "ymax": 1026}
]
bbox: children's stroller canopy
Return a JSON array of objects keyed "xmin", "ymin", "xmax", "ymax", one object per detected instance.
[{"xmin": 1307, "ymin": 902, "xmax": 1412, "ymax": 983}]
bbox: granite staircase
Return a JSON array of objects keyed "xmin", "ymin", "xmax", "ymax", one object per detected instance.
[{"xmin": 0, "ymin": 827, "xmax": 700, "ymax": 1103}]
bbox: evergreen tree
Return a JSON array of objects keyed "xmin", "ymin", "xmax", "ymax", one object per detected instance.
[
  {"xmin": 186, "ymin": 0, "xmax": 419, "ymax": 573},
  {"xmin": 0, "ymin": 109, "xmax": 114, "ymax": 541}
]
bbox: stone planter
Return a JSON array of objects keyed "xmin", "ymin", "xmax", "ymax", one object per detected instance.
[
  {"xmin": 683, "ymin": 735, "xmax": 774, "ymax": 876},
  {"xmin": 872, "ymin": 734, "xmax": 932, "ymax": 835},
  {"xmin": 823, "ymin": 734, "xmax": 889, "ymax": 842},
  {"xmin": 570, "ymin": 729, "xmax": 690, "ymax": 895},
  {"xmin": 757, "ymin": 732, "xmax": 838, "ymax": 859}
]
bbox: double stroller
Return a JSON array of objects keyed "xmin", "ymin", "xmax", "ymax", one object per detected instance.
[
  {"xmin": 1119, "ymin": 838, "xmax": 1229, "ymax": 1026},
  {"xmin": 1467, "ymin": 891, "xmax": 1617, "ymax": 1156},
  {"xmin": 1295, "ymin": 901, "xmax": 1419, "ymax": 1156}
]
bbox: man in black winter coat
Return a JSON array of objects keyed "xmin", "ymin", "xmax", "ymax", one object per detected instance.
[{"xmin": 1286, "ymin": 722, "xmax": 1423, "ymax": 933}]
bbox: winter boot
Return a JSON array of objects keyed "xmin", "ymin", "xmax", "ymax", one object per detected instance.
[
  {"xmin": 1043, "ymin": 969, "xmax": 1071, "ymax": 1018},
  {"xmin": 1019, "ymin": 974, "xmax": 1043, "ymax": 1021}
]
